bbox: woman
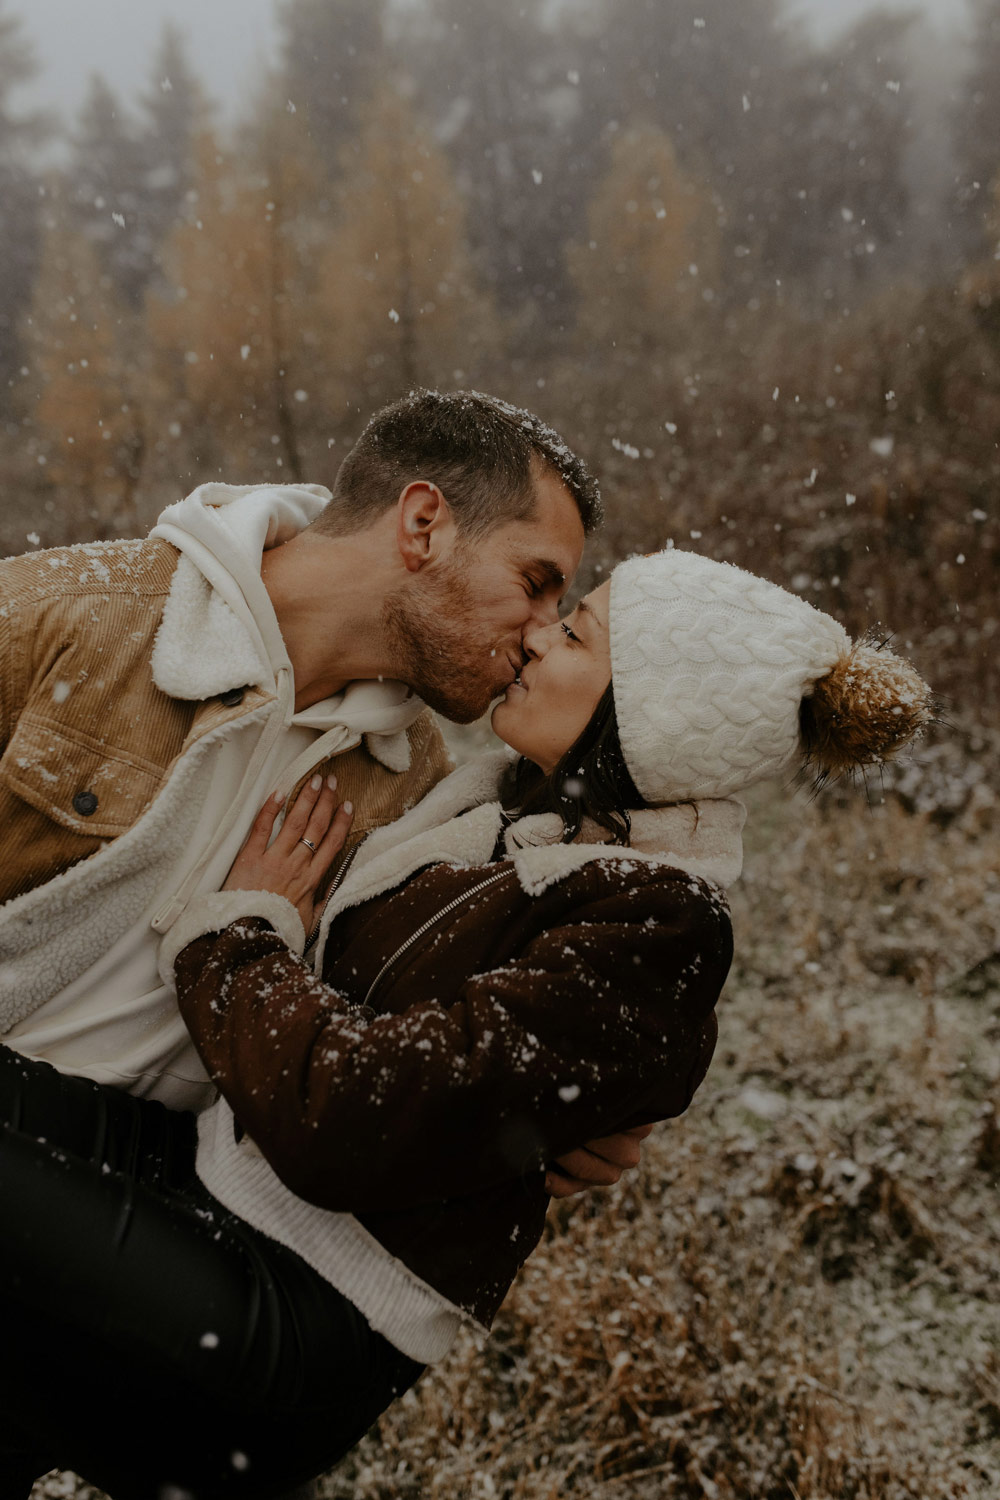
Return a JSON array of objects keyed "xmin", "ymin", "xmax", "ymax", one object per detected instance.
[{"xmin": 0, "ymin": 550, "xmax": 931, "ymax": 1498}]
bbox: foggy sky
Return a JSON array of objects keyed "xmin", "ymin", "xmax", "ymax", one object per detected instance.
[{"xmin": 14, "ymin": 0, "xmax": 972, "ymax": 133}]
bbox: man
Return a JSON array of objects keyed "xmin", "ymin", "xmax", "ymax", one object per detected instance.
[{"xmin": 0, "ymin": 388, "xmax": 644, "ymax": 1195}]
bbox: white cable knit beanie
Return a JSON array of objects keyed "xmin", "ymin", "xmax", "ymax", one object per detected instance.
[{"xmin": 610, "ymin": 549, "xmax": 851, "ymax": 803}]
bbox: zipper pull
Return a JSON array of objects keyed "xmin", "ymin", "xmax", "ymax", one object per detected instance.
[{"xmin": 151, "ymin": 892, "xmax": 189, "ymax": 933}]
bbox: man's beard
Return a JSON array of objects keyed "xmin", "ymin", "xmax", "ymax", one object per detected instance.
[{"xmin": 381, "ymin": 561, "xmax": 507, "ymax": 724}]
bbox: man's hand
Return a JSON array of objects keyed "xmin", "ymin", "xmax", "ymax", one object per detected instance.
[{"xmin": 544, "ymin": 1123, "xmax": 654, "ymax": 1199}]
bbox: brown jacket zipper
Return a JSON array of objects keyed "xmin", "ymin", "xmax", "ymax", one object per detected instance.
[
  {"xmin": 305, "ymin": 836, "xmax": 368, "ymax": 959},
  {"xmin": 362, "ymin": 865, "xmax": 513, "ymax": 1009}
]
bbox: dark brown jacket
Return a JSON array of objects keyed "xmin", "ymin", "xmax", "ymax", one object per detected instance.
[{"xmin": 172, "ymin": 770, "xmax": 738, "ymax": 1328}]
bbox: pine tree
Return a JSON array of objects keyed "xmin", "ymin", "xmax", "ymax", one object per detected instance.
[
  {"xmin": 66, "ymin": 76, "xmax": 148, "ymax": 306},
  {"xmin": 569, "ymin": 124, "xmax": 720, "ymax": 364},
  {"xmin": 0, "ymin": 1, "xmax": 49, "ymax": 402},
  {"xmin": 409, "ymin": 0, "xmax": 584, "ymax": 324},
  {"xmin": 24, "ymin": 201, "xmax": 144, "ymax": 532},
  {"xmin": 765, "ymin": 11, "xmax": 916, "ymax": 299},
  {"xmin": 585, "ymin": 0, "xmax": 798, "ymax": 296},
  {"xmin": 277, "ymin": 0, "xmax": 386, "ymax": 175},
  {"xmin": 136, "ymin": 23, "xmax": 207, "ymax": 282},
  {"xmin": 961, "ymin": 175, "xmax": 1000, "ymax": 355},
  {"xmin": 147, "ymin": 119, "xmax": 326, "ymax": 479},
  {"xmin": 317, "ymin": 78, "xmax": 495, "ymax": 417},
  {"xmin": 952, "ymin": 0, "xmax": 1000, "ymax": 254}
]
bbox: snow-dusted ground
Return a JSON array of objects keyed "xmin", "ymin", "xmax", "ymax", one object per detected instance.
[{"xmin": 34, "ymin": 730, "xmax": 1000, "ymax": 1500}]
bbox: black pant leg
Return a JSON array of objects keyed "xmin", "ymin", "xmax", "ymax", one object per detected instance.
[
  {"xmin": 0, "ymin": 1042, "xmax": 195, "ymax": 1191},
  {"xmin": 0, "ymin": 1048, "xmax": 423, "ymax": 1498}
]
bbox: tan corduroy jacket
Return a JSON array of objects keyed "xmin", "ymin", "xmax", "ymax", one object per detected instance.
[{"xmin": 0, "ymin": 537, "xmax": 452, "ymax": 908}]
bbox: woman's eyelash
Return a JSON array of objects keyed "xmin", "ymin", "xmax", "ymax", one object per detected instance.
[{"xmin": 560, "ymin": 621, "xmax": 580, "ymax": 643}]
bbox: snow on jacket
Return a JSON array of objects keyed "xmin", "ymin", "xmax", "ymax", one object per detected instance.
[
  {"xmin": 160, "ymin": 753, "xmax": 744, "ymax": 1363},
  {"xmin": 0, "ymin": 487, "xmax": 451, "ymax": 1102}
]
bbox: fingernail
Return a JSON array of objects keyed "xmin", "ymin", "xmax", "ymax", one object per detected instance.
[
  {"xmin": 271, "ymin": 790, "xmax": 283, "ymax": 802},
  {"xmin": 310, "ymin": 774, "xmax": 323, "ymax": 790},
  {"xmin": 343, "ymin": 801, "xmax": 353, "ymax": 815},
  {"xmin": 327, "ymin": 774, "xmax": 337, "ymax": 790}
]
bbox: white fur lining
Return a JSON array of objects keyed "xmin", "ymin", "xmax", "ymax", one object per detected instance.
[
  {"xmin": 0, "ymin": 703, "xmax": 274, "ymax": 1035},
  {"xmin": 311, "ymin": 754, "xmax": 744, "ymax": 969},
  {"xmin": 150, "ymin": 481, "xmax": 331, "ymax": 701},
  {"xmin": 151, "ymin": 555, "xmax": 269, "ymax": 700},
  {"xmin": 197, "ymin": 1101, "xmax": 472, "ymax": 1362},
  {"xmin": 159, "ymin": 890, "xmax": 306, "ymax": 984}
]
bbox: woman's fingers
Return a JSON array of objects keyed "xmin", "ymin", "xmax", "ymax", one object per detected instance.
[
  {"xmin": 302, "ymin": 775, "xmax": 342, "ymax": 852},
  {"xmin": 313, "ymin": 798, "xmax": 354, "ymax": 873},
  {"xmin": 244, "ymin": 791, "xmax": 284, "ymax": 855},
  {"xmin": 274, "ymin": 772, "xmax": 326, "ymax": 852}
]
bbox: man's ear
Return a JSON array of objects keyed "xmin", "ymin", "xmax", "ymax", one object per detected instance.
[{"xmin": 396, "ymin": 481, "xmax": 453, "ymax": 573}]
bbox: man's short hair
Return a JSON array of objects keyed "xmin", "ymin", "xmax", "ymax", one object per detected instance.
[{"xmin": 311, "ymin": 389, "xmax": 602, "ymax": 539}]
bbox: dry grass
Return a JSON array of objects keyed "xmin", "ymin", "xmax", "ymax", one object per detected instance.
[
  {"xmin": 35, "ymin": 731, "xmax": 1000, "ymax": 1500},
  {"xmin": 316, "ymin": 735, "xmax": 1000, "ymax": 1500}
]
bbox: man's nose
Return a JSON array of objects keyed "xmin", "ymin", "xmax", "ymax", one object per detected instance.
[
  {"xmin": 523, "ymin": 619, "xmax": 559, "ymax": 659},
  {"xmin": 531, "ymin": 592, "xmax": 561, "ymax": 628}
]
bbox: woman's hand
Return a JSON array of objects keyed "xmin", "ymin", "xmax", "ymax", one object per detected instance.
[{"xmin": 223, "ymin": 774, "xmax": 354, "ymax": 933}]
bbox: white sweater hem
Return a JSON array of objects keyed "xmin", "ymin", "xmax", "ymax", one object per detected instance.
[{"xmin": 196, "ymin": 1102, "xmax": 471, "ymax": 1365}]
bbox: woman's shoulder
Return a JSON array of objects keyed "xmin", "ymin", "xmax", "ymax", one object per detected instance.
[
  {"xmin": 506, "ymin": 797, "xmax": 743, "ymax": 907},
  {"xmin": 501, "ymin": 844, "xmax": 733, "ymax": 970},
  {"xmin": 554, "ymin": 847, "xmax": 732, "ymax": 909}
]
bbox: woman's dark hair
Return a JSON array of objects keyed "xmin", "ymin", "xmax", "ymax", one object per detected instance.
[{"xmin": 498, "ymin": 684, "xmax": 646, "ymax": 846}]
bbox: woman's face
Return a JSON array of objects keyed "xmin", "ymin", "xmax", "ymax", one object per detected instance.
[{"xmin": 491, "ymin": 580, "xmax": 612, "ymax": 773}]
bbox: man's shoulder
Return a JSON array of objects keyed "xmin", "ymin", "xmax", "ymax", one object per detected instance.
[
  {"xmin": 0, "ymin": 537, "xmax": 179, "ymax": 613},
  {"xmin": 402, "ymin": 710, "xmax": 455, "ymax": 797},
  {"xmin": 404, "ymin": 707, "xmax": 452, "ymax": 759}
]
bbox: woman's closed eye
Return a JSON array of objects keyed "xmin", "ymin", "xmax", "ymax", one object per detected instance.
[{"xmin": 560, "ymin": 620, "xmax": 581, "ymax": 643}]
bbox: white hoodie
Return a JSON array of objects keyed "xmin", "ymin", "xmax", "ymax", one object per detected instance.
[{"xmin": 3, "ymin": 483, "xmax": 425, "ymax": 1110}]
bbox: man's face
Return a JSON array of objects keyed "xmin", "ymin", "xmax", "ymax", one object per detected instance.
[{"xmin": 383, "ymin": 466, "xmax": 586, "ymax": 723}]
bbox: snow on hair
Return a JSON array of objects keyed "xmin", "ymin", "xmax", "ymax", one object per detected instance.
[{"xmin": 798, "ymin": 637, "xmax": 934, "ymax": 784}]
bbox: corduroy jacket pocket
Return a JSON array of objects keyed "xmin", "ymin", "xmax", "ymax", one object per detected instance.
[{"xmin": 0, "ymin": 714, "xmax": 165, "ymax": 839}]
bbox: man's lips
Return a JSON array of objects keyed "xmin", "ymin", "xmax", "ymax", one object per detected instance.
[
  {"xmin": 504, "ymin": 653, "xmax": 524, "ymax": 688},
  {"xmin": 504, "ymin": 661, "xmax": 529, "ymax": 695}
]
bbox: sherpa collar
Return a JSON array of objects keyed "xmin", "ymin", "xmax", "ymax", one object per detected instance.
[{"xmin": 313, "ymin": 752, "xmax": 745, "ymax": 964}]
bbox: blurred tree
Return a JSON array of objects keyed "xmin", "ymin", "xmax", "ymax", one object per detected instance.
[
  {"xmin": 585, "ymin": 0, "xmax": 800, "ymax": 297},
  {"xmin": 147, "ymin": 119, "xmax": 325, "ymax": 480},
  {"xmin": 136, "ymin": 24, "xmax": 207, "ymax": 283},
  {"xmin": 408, "ymin": 0, "xmax": 592, "ymax": 330},
  {"xmin": 569, "ymin": 125, "xmax": 720, "ymax": 370},
  {"xmin": 766, "ymin": 11, "xmax": 916, "ymax": 301},
  {"xmin": 317, "ymin": 78, "xmax": 495, "ymax": 416},
  {"xmin": 0, "ymin": 1, "xmax": 49, "ymax": 405},
  {"xmin": 961, "ymin": 175, "xmax": 1000, "ymax": 358},
  {"xmin": 276, "ymin": 0, "xmax": 386, "ymax": 175},
  {"xmin": 67, "ymin": 35, "xmax": 206, "ymax": 312},
  {"xmin": 23, "ymin": 205, "xmax": 144, "ymax": 532},
  {"xmin": 952, "ymin": 0, "xmax": 1000, "ymax": 255},
  {"xmin": 66, "ymin": 75, "xmax": 148, "ymax": 306}
]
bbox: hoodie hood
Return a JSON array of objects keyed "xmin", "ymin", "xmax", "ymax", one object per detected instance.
[
  {"xmin": 149, "ymin": 482, "xmax": 331, "ymax": 699},
  {"xmin": 148, "ymin": 482, "xmax": 425, "ymax": 779}
]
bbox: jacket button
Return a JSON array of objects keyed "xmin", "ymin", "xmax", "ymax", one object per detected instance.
[
  {"xmin": 220, "ymin": 687, "xmax": 246, "ymax": 707},
  {"xmin": 72, "ymin": 790, "xmax": 99, "ymax": 817}
]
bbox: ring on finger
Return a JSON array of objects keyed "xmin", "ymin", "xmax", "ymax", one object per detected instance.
[{"xmin": 298, "ymin": 837, "xmax": 317, "ymax": 852}]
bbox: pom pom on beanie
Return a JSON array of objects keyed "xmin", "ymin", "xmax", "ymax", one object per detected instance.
[
  {"xmin": 609, "ymin": 549, "xmax": 931, "ymax": 804},
  {"xmin": 799, "ymin": 637, "xmax": 934, "ymax": 783}
]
